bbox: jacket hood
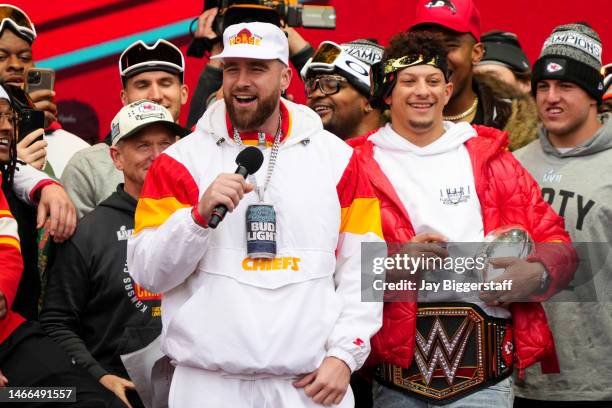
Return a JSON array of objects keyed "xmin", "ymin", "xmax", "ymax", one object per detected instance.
[
  {"xmin": 474, "ymin": 72, "xmax": 538, "ymax": 151},
  {"xmin": 538, "ymin": 113, "xmax": 612, "ymax": 158},
  {"xmin": 98, "ymin": 184, "xmax": 137, "ymax": 216},
  {"xmin": 196, "ymin": 97, "xmax": 325, "ymax": 149},
  {"xmin": 369, "ymin": 121, "xmax": 476, "ymax": 156}
]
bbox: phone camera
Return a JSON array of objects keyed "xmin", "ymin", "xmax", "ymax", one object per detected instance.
[{"xmin": 28, "ymin": 71, "xmax": 41, "ymax": 84}]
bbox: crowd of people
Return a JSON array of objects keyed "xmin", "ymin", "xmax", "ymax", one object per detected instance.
[{"xmin": 0, "ymin": 1, "xmax": 610, "ymax": 407}]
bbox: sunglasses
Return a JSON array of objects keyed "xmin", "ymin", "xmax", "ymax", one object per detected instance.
[
  {"xmin": 305, "ymin": 75, "xmax": 348, "ymax": 97},
  {"xmin": 119, "ymin": 39, "xmax": 184, "ymax": 80},
  {"xmin": 0, "ymin": 4, "xmax": 36, "ymax": 43}
]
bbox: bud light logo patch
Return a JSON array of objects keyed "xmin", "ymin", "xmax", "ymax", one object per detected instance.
[{"xmin": 246, "ymin": 204, "xmax": 277, "ymax": 259}]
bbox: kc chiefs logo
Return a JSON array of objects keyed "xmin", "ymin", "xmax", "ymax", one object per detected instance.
[
  {"xmin": 425, "ymin": 0, "xmax": 457, "ymax": 14},
  {"xmin": 230, "ymin": 28, "xmax": 262, "ymax": 46},
  {"xmin": 546, "ymin": 62, "xmax": 564, "ymax": 73}
]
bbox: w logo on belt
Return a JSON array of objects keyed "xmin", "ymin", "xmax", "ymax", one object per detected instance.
[
  {"xmin": 374, "ymin": 304, "xmax": 513, "ymax": 404},
  {"xmin": 414, "ymin": 317, "xmax": 474, "ymax": 385}
]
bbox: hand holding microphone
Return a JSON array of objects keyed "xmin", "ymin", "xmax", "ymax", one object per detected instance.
[{"xmin": 194, "ymin": 147, "xmax": 264, "ymax": 228}]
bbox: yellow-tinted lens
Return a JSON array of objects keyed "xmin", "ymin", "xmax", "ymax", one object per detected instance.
[
  {"xmin": 0, "ymin": 6, "xmax": 34, "ymax": 31},
  {"xmin": 311, "ymin": 43, "xmax": 342, "ymax": 65}
]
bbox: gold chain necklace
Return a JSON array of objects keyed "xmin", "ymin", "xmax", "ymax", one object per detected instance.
[{"xmin": 443, "ymin": 96, "xmax": 479, "ymax": 121}]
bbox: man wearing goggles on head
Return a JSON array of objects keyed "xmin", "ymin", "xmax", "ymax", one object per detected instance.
[
  {"xmin": 302, "ymin": 39, "xmax": 385, "ymax": 142},
  {"xmin": 62, "ymin": 38, "xmax": 189, "ymax": 219},
  {"xmin": 0, "ymin": 4, "xmax": 89, "ymax": 177}
]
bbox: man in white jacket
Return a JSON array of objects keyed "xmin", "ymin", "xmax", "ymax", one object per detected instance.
[{"xmin": 127, "ymin": 22, "xmax": 383, "ymax": 407}]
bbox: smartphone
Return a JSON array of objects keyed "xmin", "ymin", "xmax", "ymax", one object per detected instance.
[
  {"xmin": 24, "ymin": 68, "xmax": 55, "ymax": 93},
  {"xmin": 18, "ymin": 108, "xmax": 45, "ymax": 143}
]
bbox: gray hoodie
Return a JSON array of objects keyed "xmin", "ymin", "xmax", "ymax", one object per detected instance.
[
  {"xmin": 61, "ymin": 143, "xmax": 123, "ymax": 219},
  {"xmin": 513, "ymin": 113, "xmax": 612, "ymax": 401}
]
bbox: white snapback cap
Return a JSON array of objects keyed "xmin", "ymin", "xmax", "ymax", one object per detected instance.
[
  {"xmin": 110, "ymin": 100, "xmax": 188, "ymax": 145},
  {"xmin": 211, "ymin": 22, "xmax": 289, "ymax": 66}
]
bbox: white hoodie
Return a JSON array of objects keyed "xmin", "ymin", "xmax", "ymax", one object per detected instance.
[
  {"xmin": 371, "ymin": 121, "xmax": 483, "ymax": 242},
  {"xmin": 370, "ymin": 122, "xmax": 510, "ymax": 318},
  {"xmin": 127, "ymin": 98, "xmax": 383, "ymax": 376}
]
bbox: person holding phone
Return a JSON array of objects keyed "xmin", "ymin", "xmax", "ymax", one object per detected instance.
[
  {"xmin": 16, "ymin": 127, "xmax": 46, "ymax": 170},
  {"xmin": 0, "ymin": 4, "xmax": 89, "ymax": 177},
  {"xmin": 3, "ymin": 83, "xmax": 49, "ymax": 171}
]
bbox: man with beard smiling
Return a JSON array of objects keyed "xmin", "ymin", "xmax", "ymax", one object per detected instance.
[
  {"xmin": 127, "ymin": 22, "xmax": 383, "ymax": 408},
  {"xmin": 301, "ymin": 39, "xmax": 385, "ymax": 141}
]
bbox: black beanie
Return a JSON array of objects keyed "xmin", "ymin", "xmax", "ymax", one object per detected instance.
[{"xmin": 532, "ymin": 23, "xmax": 605, "ymax": 103}]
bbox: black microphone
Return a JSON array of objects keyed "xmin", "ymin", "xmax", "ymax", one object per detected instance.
[{"xmin": 208, "ymin": 146, "xmax": 264, "ymax": 229}]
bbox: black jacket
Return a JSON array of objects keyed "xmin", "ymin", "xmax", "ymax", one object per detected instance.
[{"xmin": 41, "ymin": 184, "xmax": 161, "ymax": 380}]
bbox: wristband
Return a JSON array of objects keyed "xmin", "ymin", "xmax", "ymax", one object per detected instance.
[{"xmin": 191, "ymin": 206, "xmax": 208, "ymax": 228}]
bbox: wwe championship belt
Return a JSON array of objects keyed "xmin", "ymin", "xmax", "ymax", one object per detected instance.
[{"xmin": 375, "ymin": 303, "xmax": 514, "ymax": 404}]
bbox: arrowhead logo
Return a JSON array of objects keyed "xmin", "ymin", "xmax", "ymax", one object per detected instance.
[
  {"xmin": 425, "ymin": 0, "xmax": 457, "ymax": 14},
  {"xmin": 353, "ymin": 338, "xmax": 365, "ymax": 348},
  {"xmin": 546, "ymin": 62, "xmax": 564, "ymax": 73}
]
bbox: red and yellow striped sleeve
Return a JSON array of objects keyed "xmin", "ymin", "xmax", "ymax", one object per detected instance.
[
  {"xmin": 337, "ymin": 153, "xmax": 384, "ymax": 240},
  {"xmin": 0, "ymin": 177, "xmax": 24, "ymax": 312},
  {"xmin": 134, "ymin": 153, "xmax": 200, "ymax": 236}
]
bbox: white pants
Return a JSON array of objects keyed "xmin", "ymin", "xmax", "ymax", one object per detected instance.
[{"xmin": 169, "ymin": 365, "xmax": 355, "ymax": 408}]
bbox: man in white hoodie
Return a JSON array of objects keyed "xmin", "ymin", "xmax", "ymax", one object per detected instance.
[{"xmin": 127, "ymin": 22, "xmax": 383, "ymax": 408}]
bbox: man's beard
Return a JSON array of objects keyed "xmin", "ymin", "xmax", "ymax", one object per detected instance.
[
  {"xmin": 324, "ymin": 105, "xmax": 364, "ymax": 140},
  {"xmin": 225, "ymin": 89, "xmax": 279, "ymax": 131}
]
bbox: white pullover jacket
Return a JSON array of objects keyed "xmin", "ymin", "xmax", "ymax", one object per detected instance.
[{"xmin": 127, "ymin": 98, "xmax": 383, "ymax": 376}]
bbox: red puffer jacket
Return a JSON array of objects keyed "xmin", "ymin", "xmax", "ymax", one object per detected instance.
[{"xmin": 350, "ymin": 125, "xmax": 576, "ymax": 376}]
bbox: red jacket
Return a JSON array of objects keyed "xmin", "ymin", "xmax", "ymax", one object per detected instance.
[
  {"xmin": 0, "ymin": 177, "xmax": 25, "ymax": 344},
  {"xmin": 350, "ymin": 125, "xmax": 576, "ymax": 376}
]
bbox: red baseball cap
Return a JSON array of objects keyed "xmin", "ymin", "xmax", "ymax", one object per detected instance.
[{"xmin": 409, "ymin": 0, "xmax": 481, "ymax": 41}]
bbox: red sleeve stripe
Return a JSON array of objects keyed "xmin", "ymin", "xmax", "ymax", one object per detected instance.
[{"xmin": 135, "ymin": 153, "xmax": 200, "ymax": 235}]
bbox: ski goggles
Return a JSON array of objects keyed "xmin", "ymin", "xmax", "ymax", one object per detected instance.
[
  {"xmin": 119, "ymin": 39, "xmax": 185, "ymax": 82},
  {"xmin": 0, "ymin": 4, "xmax": 36, "ymax": 43},
  {"xmin": 301, "ymin": 41, "xmax": 371, "ymax": 95}
]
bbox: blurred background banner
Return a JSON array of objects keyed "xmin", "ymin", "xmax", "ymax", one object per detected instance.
[{"xmin": 11, "ymin": 0, "xmax": 611, "ymax": 141}]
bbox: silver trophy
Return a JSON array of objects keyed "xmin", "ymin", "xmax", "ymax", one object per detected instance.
[{"xmin": 476, "ymin": 225, "xmax": 534, "ymax": 282}]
